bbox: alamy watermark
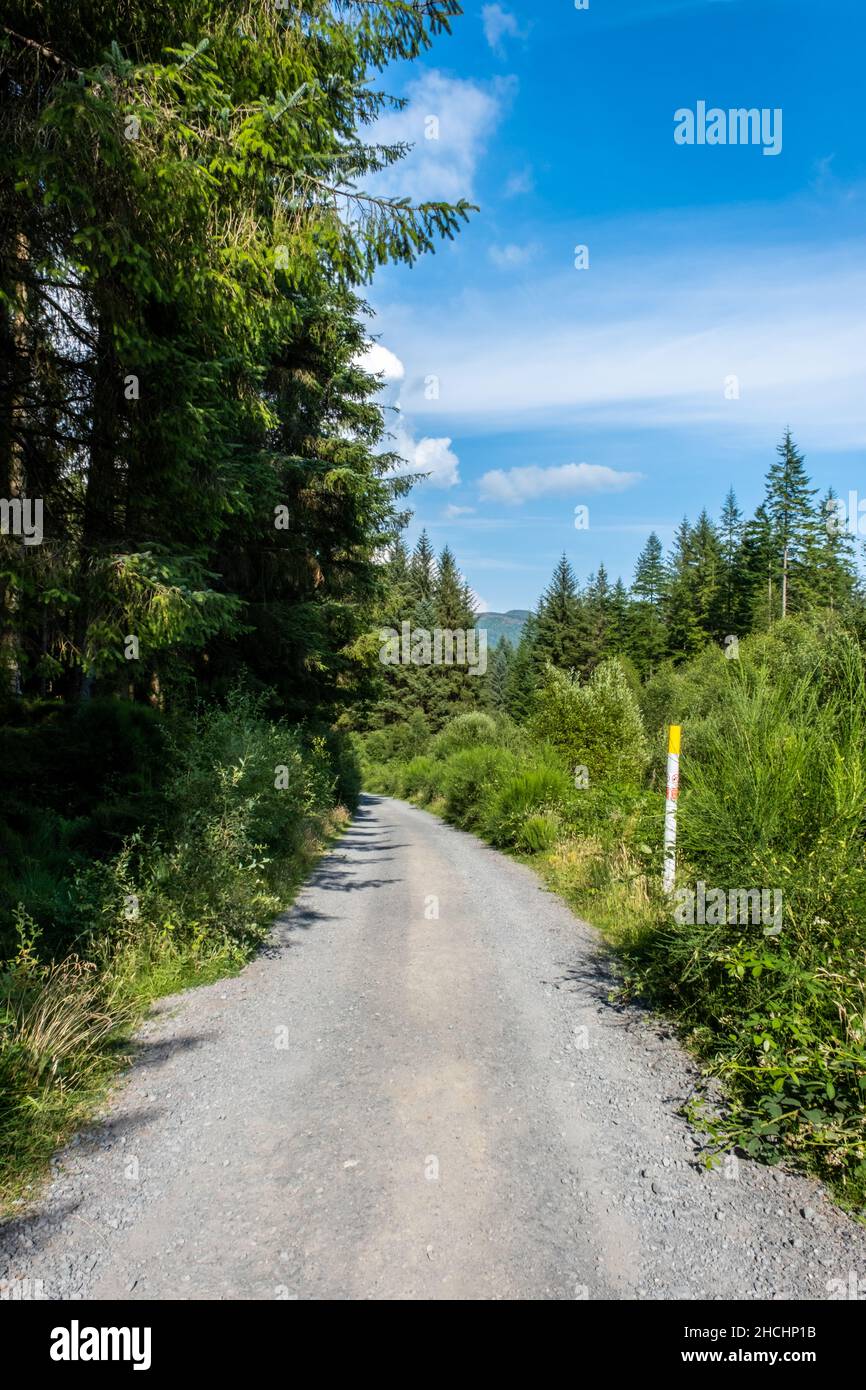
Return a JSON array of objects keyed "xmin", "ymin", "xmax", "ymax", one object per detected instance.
[
  {"xmin": 0, "ymin": 496, "xmax": 43, "ymax": 545},
  {"xmin": 379, "ymin": 622, "xmax": 487, "ymax": 676},
  {"xmin": 674, "ymin": 881, "xmax": 783, "ymax": 935},
  {"xmin": 674, "ymin": 102, "xmax": 783, "ymax": 157},
  {"xmin": 825, "ymin": 491, "xmax": 866, "ymax": 537}
]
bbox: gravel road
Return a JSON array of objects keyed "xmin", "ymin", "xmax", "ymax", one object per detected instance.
[{"xmin": 3, "ymin": 793, "xmax": 865, "ymax": 1300}]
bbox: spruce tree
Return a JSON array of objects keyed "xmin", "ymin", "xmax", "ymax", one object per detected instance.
[
  {"xmin": 584, "ymin": 563, "xmax": 614, "ymax": 669},
  {"xmin": 485, "ymin": 635, "xmax": 513, "ymax": 713},
  {"xmin": 629, "ymin": 533, "xmax": 667, "ymax": 674},
  {"xmin": 764, "ymin": 430, "xmax": 819, "ymax": 617},
  {"xmin": 534, "ymin": 554, "xmax": 591, "ymax": 672},
  {"xmin": 504, "ymin": 615, "xmax": 540, "ymax": 722},
  {"xmin": 719, "ymin": 488, "xmax": 744, "ymax": 635}
]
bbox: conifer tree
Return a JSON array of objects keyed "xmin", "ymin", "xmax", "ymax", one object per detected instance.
[
  {"xmin": 764, "ymin": 430, "xmax": 819, "ymax": 617},
  {"xmin": 534, "ymin": 554, "xmax": 590, "ymax": 672},
  {"xmin": 628, "ymin": 533, "xmax": 667, "ymax": 674},
  {"xmin": 719, "ymin": 488, "xmax": 744, "ymax": 635}
]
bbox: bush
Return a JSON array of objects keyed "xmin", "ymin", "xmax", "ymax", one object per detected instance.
[
  {"xmin": 430, "ymin": 711, "xmax": 499, "ymax": 760},
  {"xmin": 441, "ymin": 745, "xmax": 516, "ymax": 829},
  {"xmin": 360, "ymin": 710, "xmax": 431, "ymax": 767},
  {"xmin": 484, "ymin": 766, "xmax": 571, "ymax": 847},
  {"xmin": 634, "ymin": 624, "xmax": 866, "ymax": 1192},
  {"xmin": 0, "ymin": 685, "xmax": 349, "ymax": 1210},
  {"xmin": 401, "ymin": 755, "xmax": 440, "ymax": 803},
  {"xmin": 516, "ymin": 813, "xmax": 559, "ymax": 854},
  {"xmin": 530, "ymin": 658, "xmax": 649, "ymax": 786}
]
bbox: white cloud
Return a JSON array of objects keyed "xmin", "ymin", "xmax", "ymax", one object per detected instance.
[
  {"xmin": 356, "ymin": 341, "xmax": 404, "ymax": 382},
  {"xmin": 444, "ymin": 504, "xmax": 476, "ymax": 517},
  {"xmin": 390, "ymin": 422, "xmax": 460, "ymax": 489},
  {"xmin": 489, "ymin": 242, "xmax": 538, "ymax": 269},
  {"xmin": 413, "ymin": 436, "xmax": 460, "ymax": 489},
  {"xmin": 480, "ymin": 462, "xmax": 643, "ymax": 505},
  {"xmin": 369, "ymin": 70, "xmax": 507, "ymax": 203},
  {"xmin": 380, "ymin": 208, "xmax": 866, "ymax": 447},
  {"xmin": 504, "ymin": 166, "xmax": 535, "ymax": 198},
  {"xmin": 482, "ymin": 4, "xmax": 523, "ymax": 54}
]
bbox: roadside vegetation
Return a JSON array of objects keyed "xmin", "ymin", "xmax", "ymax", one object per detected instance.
[
  {"xmin": 0, "ymin": 1, "xmax": 467, "ymax": 1213},
  {"xmin": 359, "ymin": 511, "xmax": 866, "ymax": 1210},
  {"xmin": 0, "ymin": 687, "xmax": 356, "ymax": 1208}
]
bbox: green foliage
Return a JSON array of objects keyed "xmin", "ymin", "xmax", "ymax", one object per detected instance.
[
  {"xmin": 401, "ymin": 755, "xmax": 440, "ymax": 803},
  {"xmin": 516, "ymin": 814, "xmax": 559, "ymax": 854},
  {"xmin": 0, "ymin": 687, "xmax": 352, "ymax": 1209},
  {"xmin": 431, "ymin": 710, "xmax": 498, "ymax": 759},
  {"xmin": 441, "ymin": 745, "xmax": 517, "ymax": 830},
  {"xmin": 484, "ymin": 767, "xmax": 571, "ymax": 848},
  {"xmin": 530, "ymin": 657, "xmax": 649, "ymax": 786}
]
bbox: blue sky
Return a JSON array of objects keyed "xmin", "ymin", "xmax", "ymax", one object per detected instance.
[{"xmin": 361, "ymin": 0, "xmax": 866, "ymax": 611}]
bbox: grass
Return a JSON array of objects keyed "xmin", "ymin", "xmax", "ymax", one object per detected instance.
[
  {"xmin": 360, "ymin": 620, "xmax": 866, "ymax": 1214},
  {"xmin": 0, "ymin": 692, "xmax": 354, "ymax": 1218}
]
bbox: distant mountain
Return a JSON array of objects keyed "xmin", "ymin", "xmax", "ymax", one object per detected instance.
[{"xmin": 475, "ymin": 609, "xmax": 532, "ymax": 648}]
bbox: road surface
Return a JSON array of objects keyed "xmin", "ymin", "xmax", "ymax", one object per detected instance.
[{"xmin": 2, "ymin": 794, "xmax": 864, "ymax": 1300}]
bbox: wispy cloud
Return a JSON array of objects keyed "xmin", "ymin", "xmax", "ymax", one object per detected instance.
[
  {"xmin": 488, "ymin": 241, "xmax": 538, "ymax": 269},
  {"xmin": 504, "ymin": 165, "xmax": 535, "ymax": 198},
  {"xmin": 381, "ymin": 207, "xmax": 866, "ymax": 448},
  {"xmin": 480, "ymin": 462, "xmax": 643, "ymax": 505},
  {"xmin": 369, "ymin": 70, "xmax": 510, "ymax": 203},
  {"xmin": 482, "ymin": 4, "xmax": 526, "ymax": 55}
]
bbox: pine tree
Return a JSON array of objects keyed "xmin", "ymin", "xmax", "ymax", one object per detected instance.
[
  {"xmin": 764, "ymin": 430, "xmax": 819, "ymax": 617},
  {"xmin": 534, "ymin": 554, "xmax": 591, "ymax": 672},
  {"xmin": 584, "ymin": 563, "xmax": 614, "ymax": 669},
  {"xmin": 808, "ymin": 489, "xmax": 857, "ymax": 613},
  {"xmin": 632, "ymin": 532, "xmax": 666, "ymax": 605},
  {"xmin": 485, "ymin": 635, "xmax": 513, "ymax": 713},
  {"xmin": 607, "ymin": 579, "xmax": 631, "ymax": 653},
  {"xmin": 739, "ymin": 503, "xmax": 775, "ymax": 631},
  {"xmin": 629, "ymin": 533, "xmax": 667, "ymax": 675},
  {"xmin": 408, "ymin": 531, "xmax": 437, "ymax": 603},
  {"xmin": 504, "ymin": 615, "xmax": 539, "ymax": 722},
  {"xmin": 719, "ymin": 488, "xmax": 744, "ymax": 635}
]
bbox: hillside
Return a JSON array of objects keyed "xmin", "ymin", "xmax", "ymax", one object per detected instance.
[{"xmin": 476, "ymin": 610, "xmax": 532, "ymax": 647}]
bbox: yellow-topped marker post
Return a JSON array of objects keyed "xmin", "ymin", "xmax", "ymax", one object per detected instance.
[{"xmin": 663, "ymin": 724, "xmax": 681, "ymax": 894}]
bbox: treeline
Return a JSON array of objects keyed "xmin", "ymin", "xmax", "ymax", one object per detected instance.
[
  {"xmin": 370, "ymin": 430, "xmax": 862, "ymax": 731},
  {"xmin": 1, "ymin": 0, "xmax": 468, "ymax": 720},
  {"xmin": 0, "ymin": 1, "xmax": 468, "ymax": 1206}
]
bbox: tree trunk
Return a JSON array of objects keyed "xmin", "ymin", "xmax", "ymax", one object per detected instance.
[{"xmin": 0, "ymin": 231, "xmax": 29, "ymax": 697}]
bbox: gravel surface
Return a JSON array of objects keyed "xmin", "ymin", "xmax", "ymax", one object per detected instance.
[{"xmin": 2, "ymin": 793, "xmax": 865, "ymax": 1300}]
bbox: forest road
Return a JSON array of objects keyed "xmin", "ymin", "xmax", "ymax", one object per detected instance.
[{"xmin": 3, "ymin": 794, "xmax": 865, "ymax": 1300}]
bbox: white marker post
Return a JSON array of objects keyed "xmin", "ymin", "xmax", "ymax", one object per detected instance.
[{"xmin": 663, "ymin": 724, "xmax": 681, "ymax": 894}]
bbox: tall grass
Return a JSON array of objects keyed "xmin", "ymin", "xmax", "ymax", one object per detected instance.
[{"xmin": 0, "ymin": 688, "xmax": 354, "ymax": 1212}]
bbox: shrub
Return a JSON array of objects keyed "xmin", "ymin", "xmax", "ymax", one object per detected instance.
[
  {"xmin": 401, "ymin": 755, "xmax": 440, "ymax": 803},
  {"xmin": 431, "ymin": 711, "xmax": 499, "ymax": 760},
  {"xmin": 516, "ymin": 813, "xmax": 559, "ymax": 854},
  {"xmin": 441, "ymin": 745, "xmax": 516, "ymax": 829},
  {"xmin": 0, "ymin": 685, "xmax": 349, "ymax": 1209},
  {"xmin": 485, "ymin": 766, "xmax": 571, "ymax": 847},
  {"xmin": 360, "ymin": 710, "xmax": 431, "ymax": 767},
  {"xmin": 635, "ymin": 625, "xmax": 866, "ymax": 1192},
  {"xmin": 530, "ymin": 658, "xmax": 649, "ymax": 786}
]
